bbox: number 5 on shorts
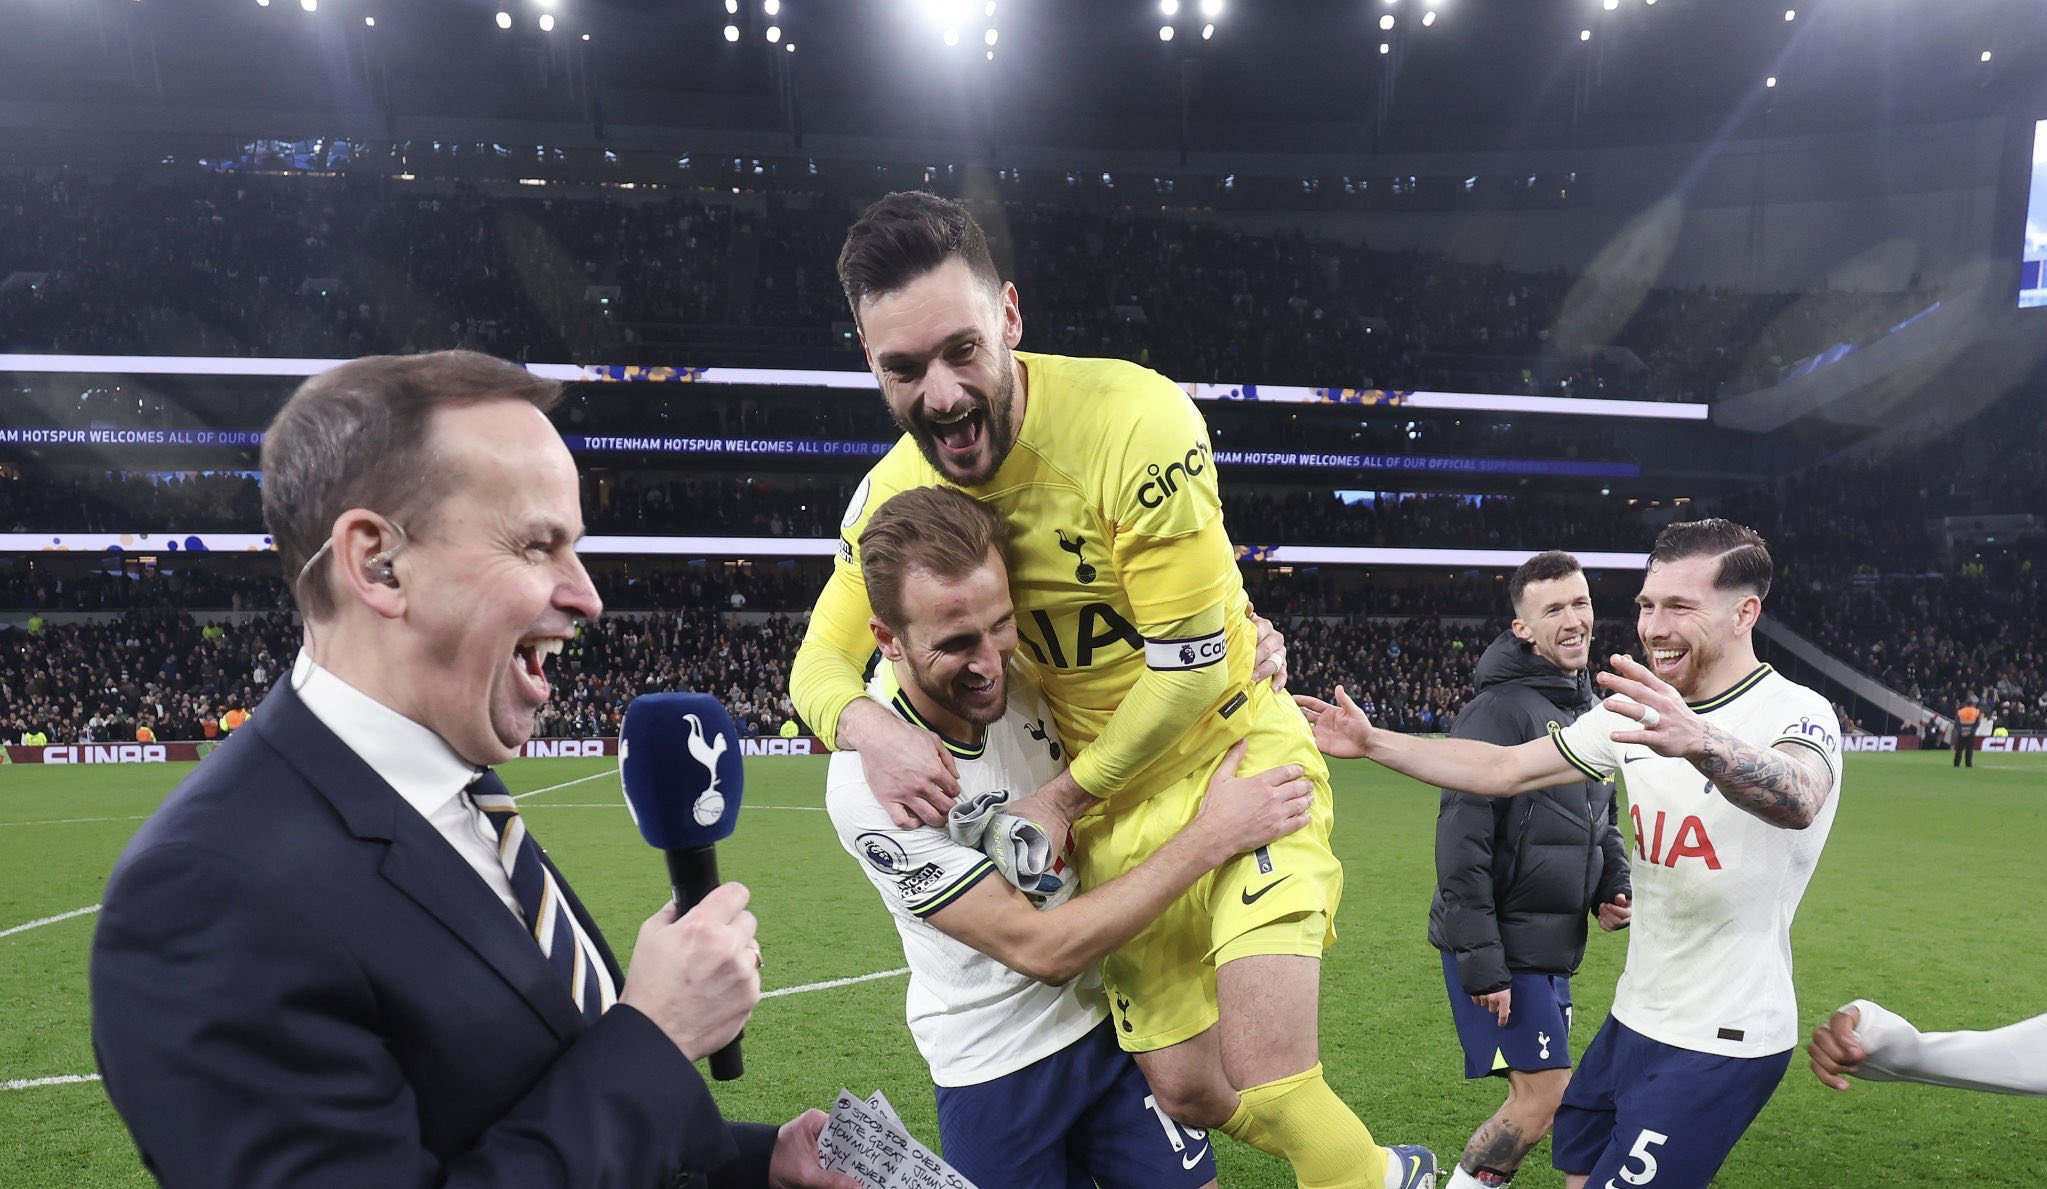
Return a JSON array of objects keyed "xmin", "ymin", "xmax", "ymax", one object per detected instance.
[{"xmin": 1604, "ymin": 1128, "xmax": 1669, "ymax": 1187}]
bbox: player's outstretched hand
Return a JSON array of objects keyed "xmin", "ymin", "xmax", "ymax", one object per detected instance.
[
  {"xmin": 768, "ymin": 1108, "xmax": 862, "ymax": 1188},
  {"xmin": 1249, "ymin": 606, "xmax": 1290, "ymax": 692},
  {"xmin": 1807, "ymin": 1006, "xmax": 1869, "ymax": 1091},
  {"xmin": 1597, "ymin": 893, "xmax": 1632, "ymax": 932},
  {"xmin": 860, "ymin": 705, "xmax": 961, "ymax": 828},
  {"xmin": 1596, "ymin": 654, "xmax": 1707, "ymax": 758},
  {"xmin": 1294, "ymin": 685, "xmax": 1374, "ymax": 759},
  {"xmin": 1193, "ymin": 739, "xmax": 1314, "ymax": 860}
]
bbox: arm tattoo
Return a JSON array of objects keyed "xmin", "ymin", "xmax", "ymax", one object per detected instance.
[{"xmin": 1691, "ymin": 724, "xmax": 1830, "ymax": 829}]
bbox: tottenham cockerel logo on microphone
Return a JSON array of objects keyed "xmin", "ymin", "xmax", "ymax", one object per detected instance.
[{"xmin": 683, "ymin": 712, "xmax": 730, "ymax": 826}]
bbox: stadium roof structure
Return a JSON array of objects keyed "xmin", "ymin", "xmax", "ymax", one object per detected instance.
[{"xmin": 3, "ymin": 0, "xmax": 2043, "ymax": 156}]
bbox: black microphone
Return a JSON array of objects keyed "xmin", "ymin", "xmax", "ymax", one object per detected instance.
[{"xmin": 620, "ymin": 692, "xmax": 747, "ymax": 1080}]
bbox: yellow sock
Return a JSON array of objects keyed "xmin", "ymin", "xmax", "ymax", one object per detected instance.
[
  {"xmin": 1219, "ymin": 1098, "xmax": 1282, "ymax": 1156},
  {"xmin": 1234, "ymin": 1063, "xmax": 1389, "ymax": 1189}
]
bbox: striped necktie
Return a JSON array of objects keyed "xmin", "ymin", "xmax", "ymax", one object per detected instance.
[{"xmin": 468, "ymin": 770, "xmax": 615, "ymax": 1023}]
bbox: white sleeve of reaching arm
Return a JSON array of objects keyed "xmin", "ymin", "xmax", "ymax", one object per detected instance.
[{"xmin": 1847, "ymin": 1000, "xmax": 2047, "ymax": 1096}]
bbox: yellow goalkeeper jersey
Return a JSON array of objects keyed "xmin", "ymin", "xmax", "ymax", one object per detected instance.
[{"xmin": 792, "ymin": 350, "xmax": 1257, "ymax": 798}]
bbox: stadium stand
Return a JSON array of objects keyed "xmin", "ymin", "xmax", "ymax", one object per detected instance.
[{"xmin": 0, "ymin": 169, "xmax": 1931, "ymax": 399}]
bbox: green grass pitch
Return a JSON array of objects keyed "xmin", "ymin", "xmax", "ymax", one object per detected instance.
[{"xmin": 4, "ymin": 751, "xmax": 2042, "ymax": 1187}]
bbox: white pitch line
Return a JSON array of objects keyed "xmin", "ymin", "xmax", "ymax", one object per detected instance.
[
  {"xmin": 3, "ymin": 969, "xmax": 909, "ymax": 1093},
  {"xmin": 0, "ymin": 814, "xmax": 149, "ymax": 827},
  {"xmin": 1, "ymin": 1074, "xmax": 102, "ymax": 1092},
  {"xmin": 511, "ymin": 770, "xmax": 619, "ymax": 801},
  {"xmin": 0, "ymin": 905, "xmax": 102, "ymax": 940},
  {"xmin": 526, "ymin": 803, "xmax": 826, "ymax": 813},
  {"xmin": 762, "ymin": 967, "xmax": 909, "ymax": 999}
]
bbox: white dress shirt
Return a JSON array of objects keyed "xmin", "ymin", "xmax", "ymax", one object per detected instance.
[{"xmin": 291, "ymin": 651, "xmax": 522, "ymax": 918}]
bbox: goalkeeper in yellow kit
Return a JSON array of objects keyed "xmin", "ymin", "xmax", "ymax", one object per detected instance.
[{"xmin": 791, "ymin": 192, "xmax": 1437, "ymax": 1189}]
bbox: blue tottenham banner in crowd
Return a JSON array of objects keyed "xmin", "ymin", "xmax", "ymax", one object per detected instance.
[
  {"xmin": 0, "ymin": 427, "xmax": 265, "ymax": 447},
  {"xmin": 0, "ymin": 425, "xmax": 1639, "ymax": 479},
  {"xmin": 0, "ymin": 354, "xmax": 1710, "ymax": 421},
  {"xmin": 0, "ymin": 531, "xmax": 1648, "ymax": 570}
]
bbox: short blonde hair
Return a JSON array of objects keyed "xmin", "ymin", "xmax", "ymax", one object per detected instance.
[{"xmin": 859, "ymin": 487, "xmax": 1005, "ymax": 631}]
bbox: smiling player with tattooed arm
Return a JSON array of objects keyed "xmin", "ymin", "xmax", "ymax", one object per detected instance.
[
  {"xmin": 792, "ymin": 192, "xmax": 1437, "ymax": 1189},
  {"xmin": 1298, "ymin": 520, "xmax": 1842, "ymax": 1189}
]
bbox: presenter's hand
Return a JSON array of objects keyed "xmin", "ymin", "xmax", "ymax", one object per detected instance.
[
  {"xmin": 1597, "ymin": 893, "xmax": 1632, "ymax": 932},
  {"xmin": 843, "ymin": 697, "xmax": 960, "ymax": 828},
  {"xmin": 1294, "ymin": 685, "xmax": 1375, "ymax": 759},
  {"xmin": 769, "ymin": 1109, "xmax": 861, "ymax": 1188},
  {"xmin": 619, "ymin": 883, "xmax": 760, "ymax": 1061},
  {"xmin": 1249, "ymin": 605, "xmax": 1290, "ymax": 692},
  {"xmin": 1193, "ymin": 740, "xmax": 1314, "ymax": 861},
  {"xmin": 1473, "ymin": 988, "xmax": 1512, "ymax": 1027},
  {"xmin": 1808, "ymin": 1006, "xmax": 1869, "ymax": 1091}
]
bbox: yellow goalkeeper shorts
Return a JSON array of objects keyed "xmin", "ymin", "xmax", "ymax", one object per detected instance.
[{"xmin": 1072, "ymin": 679, "xmax": 1342, "ymax": 1053}]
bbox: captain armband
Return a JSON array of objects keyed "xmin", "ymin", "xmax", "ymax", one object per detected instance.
[{"xmin": 1143, "ymin": 629, "xmax": 1228, "ymax": 672}]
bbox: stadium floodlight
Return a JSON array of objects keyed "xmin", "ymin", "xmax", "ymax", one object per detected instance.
[
  {"xmin": 300, "ymin": 0, "xmax": 316, "ymax": 11},
  {"xmin": 1201, "ymin": 21, "xmax": 1214, "ymax": 38},
  {"xmin": 1981, "ymin": 50, "xmax": 1992, "ymax": 62},
  {"xmin": 725, "ymin": 0, "xmax": 738, "ymax": 12},
  {"xmin": 536, "ymin": 0, "xmax": 552, "ymax": 7},
  {"xmin": 984, "ymin": 26, "xmax": 997, "ymax": 44},
  {"xmin": 1765, "ymin": 75, "xmax": 1778, "ymax": 87},
  {"xmin": 1602, "ymin": 0, "xmax": 1617, "ymax": 10},
  {"xmin": 1784, "ymin": 8, "xmax": 1795, "ymax": 19},
  {"xmin": 363, "ymin": 15, "xmax": 374, "ymax": 25},
  {"xmin": 538, "ymin": 12, "xmax": 555, "ymax": 31},
  {"xmin": 1579, "ymin": 27, "xmax": 1591, "ymax": 40},
  {"xmin": 943, "ymin": 27, "xmax": 959, "ymax": 44},
  {"xmin": 1422, "ymin": 10, "xmax": 1434, "ymax": 25},
  {"xmin": 764, "ymin": 0, "xmax": 780, "ymax": 13},
  {"xmin": 495, "ymin": 10, "xmax": 512, "ymax": 28},
  {"xmin": 1199, "ymin": 0, "xmax": 1222, "ymax": 18},
  {"xmin": 985, "ymin": 48, "xmax": 993, "ymax": 59},
  {"xmin": 1379, "ymin": 40, "xmax": 1390, "ymax": 53},
  {"xmin": 257, "ymin": 0, "xmax": 269, "ymax": 7},
  {"xmin": 1159, "ymin": 23, "xmax": 1174, "ymax": 39},
  {"xmin": 582, "ymin": 32, "xmax": 591, "ymax": 40},
  {"xmin": 788, "ymin": 41, "xmax": 797, "ymax": 51},
  {"xmin": 1160, "ymin": 0, "xmax": 1179, "ymax": 14},
  {"xmin": 1380, "ymin": 13, "xmax": 1395, "ymax": 29},
  {"xmin": 724, "ymin": 23, "xmax": 739, "ymax": 39},
  {"xmin": 765, "ymin": 24, "xmax": 780, "ymax": 41}
]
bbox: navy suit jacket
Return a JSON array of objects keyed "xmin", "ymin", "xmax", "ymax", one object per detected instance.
[{"xmin": 91, "ymin": 678, "xmax": 777, "ymax": 1188}]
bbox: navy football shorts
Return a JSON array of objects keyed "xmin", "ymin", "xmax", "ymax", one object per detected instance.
[
  {"xmin": 1441, "ymin": 950, "xmax": 1575, "ymax": 1080},
  {"xmin": 1552, "ymin": 1016, "xmax": 1792, "ymax": 1187},
  {"xmin": 934, "ymin": 1019, "xmax": 1216, "ymax": 1189}
]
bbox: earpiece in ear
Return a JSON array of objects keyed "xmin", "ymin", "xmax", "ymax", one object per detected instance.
[{"xmin": 365, "ymin": 553, "xmax": 399, "ymax": 588}]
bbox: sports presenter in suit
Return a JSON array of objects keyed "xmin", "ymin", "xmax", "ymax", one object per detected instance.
[{"xmin": 89, "ymin": 351, "xmax": 853, "ymax": 1189}]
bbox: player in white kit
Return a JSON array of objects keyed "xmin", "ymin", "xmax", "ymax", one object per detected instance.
[
  {"xmin": 827, "ymin": 486, "xmax": 1319, "ymax": 1189},
  {"xmin": 1296, "ymin": 520, "xmax": 1842, "ymax": 1189}
]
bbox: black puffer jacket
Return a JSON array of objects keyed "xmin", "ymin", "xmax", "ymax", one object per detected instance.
[{"xmin": 1428, "ymin": 631, "xmax": 1630, "ymax": 996}]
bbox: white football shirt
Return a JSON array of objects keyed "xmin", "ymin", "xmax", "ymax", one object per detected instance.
[
  {"xmin": 826, "ymin": 665, "xmax": 1105, "ymax": 1087},
  {"xmin": 1552, "ymin": 664, "xmax": 1842, "ymax": 1057}
]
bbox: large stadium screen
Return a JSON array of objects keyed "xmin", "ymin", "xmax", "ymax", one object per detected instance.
[{"xmin": 2022, "ymin": 119, "xmax": 2047, "ymax": 309}]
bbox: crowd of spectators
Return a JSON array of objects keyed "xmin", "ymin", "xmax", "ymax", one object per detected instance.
[
  {"xmin": 0, "ymin": 561, "xmax": 821, "ymax": 616},
  {"xmin": 1771, "ymin": 561, "xmax": 2047, "ymax": 733},
  {"xmin": 535, "ymin": 609, "xmax": 804, "ymax": 740},
  {"xmin": 4, "ymin": 590, "xmax": 1653, "ymax": 745},
  {"xmin": 0, "ymin": 168, "xmax": 1929, "ymax": 399},
  {"xmin": 1, "ymin": 610, "xmax": 296, "ymax": 745},
  {"xmin": 7, "ymin": 465, "xmax": 1659, "ymax": 550}
]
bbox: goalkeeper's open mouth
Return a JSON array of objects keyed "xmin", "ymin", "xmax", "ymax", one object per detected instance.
[{"xmin": 924, "ymin": 403, "xmax": 987, "ymax": 466}]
